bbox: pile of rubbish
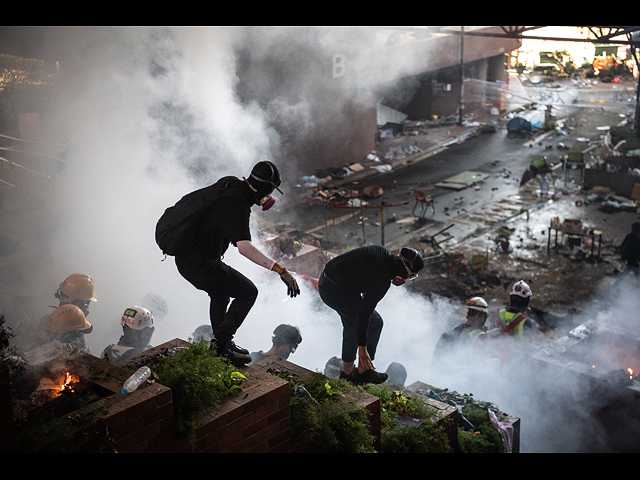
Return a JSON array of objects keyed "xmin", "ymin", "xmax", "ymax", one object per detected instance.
[{"xmin": 583, "ymin": 186, "xmax": 638, "ymax": 214}]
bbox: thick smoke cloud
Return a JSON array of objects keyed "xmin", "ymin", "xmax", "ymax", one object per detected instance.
[
  {"xmin": 35, "ymin": 26, "xmax": 450, "ymax": 365},
  {"xmin": 37, "ymin": 27, "xmax": 282, "ymax": 354},
  {"xmin": 12, "ymin": 26, "xmax": 640, "ymax": 453}
]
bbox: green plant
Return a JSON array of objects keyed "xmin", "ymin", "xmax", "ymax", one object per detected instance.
[
  {"xmin": 150, "ymin": 338, "xmax": 247, "ymax": 444},
  {"xmin": 361, "ymin": 383, "xmax": 452, "ymax": 453},
  {"xmin": 427, "ymin": 387, "xmax": 506, "ymax": 453},
  {"xmin": 610, "ymin": 125, "xmax": 640, "ymax": 154},
  {"xmin": 0, "ymin": 314, "xmax": 20, "ymax": 373},
  {"xmin": 456, "ymin": 406, "xmax": 505, "ymax": 453},
  {"xmin": 15, "ymin": 393, "xmax": 115, "ymax": 452},
  {"xmin": 286, "ymin": 372, "xmax": 375, "ymax": 453}
]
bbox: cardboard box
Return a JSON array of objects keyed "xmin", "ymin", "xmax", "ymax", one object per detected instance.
[
  {"xmin": 562, "ymin": 219, "xmax": 583, "ymax": 234},
  {"xmin": 632, "ymin": 183, "xmax": 640, "ymax": 201}
]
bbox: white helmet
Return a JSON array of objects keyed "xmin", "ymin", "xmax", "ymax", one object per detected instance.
[
  {"xmin": 510, "ymin": 280, "xmax": 532, "ymax": 298},
  {"xmin": 466, "ymin": 296, "xmax": 488, "ymax": 312},
  {"xmin": 121, "ymin": 306, "xmax": 154, "ymax": 330}
]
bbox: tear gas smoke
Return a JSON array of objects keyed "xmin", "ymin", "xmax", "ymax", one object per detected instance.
[
  {"xmin": 9, "ymin": 26, "xmax": 640, "ymax": 453},
  {"xmin": 24, "ymin": 26, "xmax": 456, "ymax": 368}
]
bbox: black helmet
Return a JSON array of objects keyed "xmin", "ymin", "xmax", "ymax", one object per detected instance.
[
  {"xmin": 400, "ymin": 247, "xmax": 424, "ymax": 275},
  {"xmin": 250, "ymin": 161, "xmax": 282, "ymax": 192}
]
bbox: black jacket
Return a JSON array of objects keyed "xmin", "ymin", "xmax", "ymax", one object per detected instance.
[{"xmin": 321, "ymin": 245, "xmax": 401, "ymax": 345}]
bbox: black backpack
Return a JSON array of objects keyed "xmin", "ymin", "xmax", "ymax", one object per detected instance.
[{"xmin": 155, "ymin": 176, "xmax": 241, "ymax": 257}]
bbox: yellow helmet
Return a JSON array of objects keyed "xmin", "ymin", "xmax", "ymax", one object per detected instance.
[
  {"xmin": 59, "ymin": 273, "xmax": 98, "ymax": 302},
  {"xmin": 47, "ymin": 304, "xmax": 92, "ymax": 333}
]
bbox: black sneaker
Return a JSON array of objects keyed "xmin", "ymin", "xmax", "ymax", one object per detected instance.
[
  {"xmin": 353, "ymin": 369, "xmax": 388, "ymax": 385},
  {"xmin": 228, "ymin": 340, "xmax": 250, "ymax": 356},
  {"xmin": 339, "ymin": 370, "xmax": 357, "ymax": 383},
  {"xmin": 211, "ymin": 339, "xmax": 252, "ymax": 366}
]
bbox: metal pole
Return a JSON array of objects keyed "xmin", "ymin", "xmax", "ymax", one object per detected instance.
[
  {"xmin": 629, "ymin": 33, "xmax": 640, "ymax": 138},
  {"xmin": 380, "ymin": 206, "xmax": 385, "ymax": 246},
  {"xmin": 459, "ymin": 26, "xmax": 465, "ymax": 126}
]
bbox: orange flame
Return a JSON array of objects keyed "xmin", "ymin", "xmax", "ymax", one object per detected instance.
[{"xmin": 58, "ymin": 372, "xmax": 79, "ymax": 395}]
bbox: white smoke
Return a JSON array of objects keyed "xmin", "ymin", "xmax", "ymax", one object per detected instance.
[
  {"xmin": 31, "ymin": 26, "xmax": 447, "ymax": 362},
  {"xmin": 11, "ymin": 26, "xmax": 640, "ymax": 453},
  {"xmin": 35, "ymin": 27, "xmax": 279, "ymax": 355}
]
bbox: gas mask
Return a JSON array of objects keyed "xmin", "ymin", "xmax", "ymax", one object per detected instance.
[
  {"xmin": 392, "ymin": 248, "xmax": 422, "ymax": 286},
  {"xmin": 259, "ymin": 193, "xmax": 276, "ymax": 211},
  {"xmin": 392, "ymin": 258, "xmax": 415, "ymax": 286}
]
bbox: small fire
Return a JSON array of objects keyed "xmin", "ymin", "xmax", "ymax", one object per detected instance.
[
  {"xmin": 58, "ymin": 372, "xmax": 79, "ymax": 395},
  {"xmin": 628, "ymin": 368, "xmax": 634, "ymax": 380}
]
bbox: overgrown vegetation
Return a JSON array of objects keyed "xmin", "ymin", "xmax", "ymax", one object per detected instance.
[
  {"xmin": 144, "ymin": 338, "xmax": 247, "ymax": 446},
  {"xmin": 427, "ymin": 387, "xmax": 506, "ymax": 453},
  {"xmin": 609, "ymin": 124, "xmax": 640, "ymax": 155},
  {"xmin": 14, "ymin": 390, "xmax": 114, "ymax": 452},
  {"xmin": 361, "ymin": 383, "xmax": 452, "ymax": 453},
  {"xmin": 271, "ymin": 368, "xmax": 455, "ymax": 453},
  {"xmin": 0, "ymin": 314, "xmax": 20, "ymax": 372},
  {"xmin": 283, "ymin": 371, "xmax": 375, "ymax": 453}
]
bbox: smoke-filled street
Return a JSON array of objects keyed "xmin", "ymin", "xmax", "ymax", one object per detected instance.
[{"xmin": 2, "ymin": 26, "xmax": 640, "ymax": 452}]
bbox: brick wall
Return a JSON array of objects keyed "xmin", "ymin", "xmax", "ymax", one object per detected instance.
[
  {"xmin": 250, "ymin": 355, "xmax": 382, "ymax": 451},
  {"xmin": 3, "ymin": 339, "xmax": 517, "ymax": 453}
]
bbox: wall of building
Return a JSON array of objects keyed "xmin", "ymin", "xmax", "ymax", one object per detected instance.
[{"xmin": 234, "ymin": 28, "xmax": 520, "ymax": 177}]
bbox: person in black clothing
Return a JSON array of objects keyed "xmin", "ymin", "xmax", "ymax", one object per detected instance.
[
  {"xmin": 319, "ymin": 245, "xmax": 424, "ymax": 384},
  {"xmin": 174, "ymin": 161, "xmax": 300, "ymax": 366},
  {"xmin": 614, "ymin": 222, "xmax": 640, "ymax": 287}
]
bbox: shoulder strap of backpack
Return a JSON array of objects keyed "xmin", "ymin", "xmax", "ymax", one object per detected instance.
[
  {"xmin": 504, "ymin": 314, "xmax": 527, "ymax": 332},
  {"xmin": 494, "ymin": 310, "xmax": 526, "ymax": 334}
]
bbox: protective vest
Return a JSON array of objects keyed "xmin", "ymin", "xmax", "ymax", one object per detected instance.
[
  {"xmin": 493, "ymin": 309, "xmax": 527, "ymax": 339},
  {"xmin": 468, "ymin": 328, "xmax": 487, "ymax": 343},
  {"xmin": 444, "ymin": 324, "xmax": 486, "ymax": 346}
]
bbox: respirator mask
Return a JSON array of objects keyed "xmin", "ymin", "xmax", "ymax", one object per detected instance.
[
  {"xmin": 244, "ymin": 161, "xmax": 283, "ymax": 211},
  {"xmin": 392, "ymin": 248, "xmax": 421, "ymax": 286}
]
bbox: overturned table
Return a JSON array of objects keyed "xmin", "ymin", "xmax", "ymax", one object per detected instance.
[{"xmin": 547, "ymin": 220, "xmax": 602, "ymax": 256}]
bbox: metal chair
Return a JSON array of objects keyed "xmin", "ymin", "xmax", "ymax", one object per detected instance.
[{"xmin": 412, "ymin": 189, "xmax": 435, "ymax": 217}]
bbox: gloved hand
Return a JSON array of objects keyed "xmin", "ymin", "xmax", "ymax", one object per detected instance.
[{"xmin": 280, "ymin": 270, "xmax": 300, "ymax": 298}]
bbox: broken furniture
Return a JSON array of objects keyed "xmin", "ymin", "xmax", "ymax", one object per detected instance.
[
  {"xmin": 411, "ymin": 189, "xmax": 435, "ymax": 217},
  {"xmin": 420, "ymin": 223, "xmax": 454, "ymax": 250},
  {"xmin": 547, "ymin": 218, "xmax": 602, "ymax": 256},
  {"xmin": 563, "ymin": 151, "xmax": 585, "ymax": 186}
]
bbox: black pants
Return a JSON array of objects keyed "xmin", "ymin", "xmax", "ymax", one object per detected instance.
[
  {"xmin": 175, "ymin": 254, "xmax": 258, "ymax": 344},
  {"xmin": 318, "ymin": 273, "xmax": 383, "ymax": 364}
]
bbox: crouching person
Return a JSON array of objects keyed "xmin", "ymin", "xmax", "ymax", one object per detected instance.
[{"xmin": 102, "ymin": 306, "xmax": 155, "ymax": 363}]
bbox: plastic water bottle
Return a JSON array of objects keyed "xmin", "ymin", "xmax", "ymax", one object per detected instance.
[{"xmin": 121, "ymin": 366, "xmax": 151, "ymax": 394}]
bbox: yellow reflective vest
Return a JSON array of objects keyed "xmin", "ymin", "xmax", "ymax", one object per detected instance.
[{"xmin": 493, "ymin": 309, "xmax": 528, "ymax": 340}]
